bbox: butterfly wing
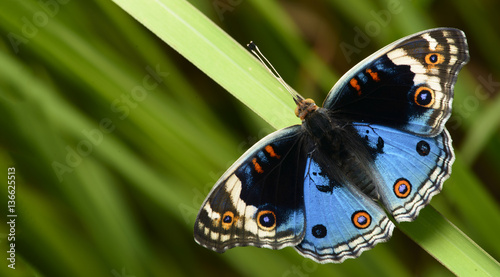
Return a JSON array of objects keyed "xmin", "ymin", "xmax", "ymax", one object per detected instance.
[
  {"xmin": 324, "ymin": 28, "xmax": 469, "ymax": 136},
  {"xmin": 194, "ymin": 126, "xmax": 307, "ymax": 252},
  {"xmin": 295, "ymin": 156, "xmax": 395, "ymax": 263},
  {"xmin": 322, "ymin": 28, "xmax": 467, "ymax": 222},
  {"xmin": 354, "ymin": 123, "xmax": 454, "ymax": 222}
]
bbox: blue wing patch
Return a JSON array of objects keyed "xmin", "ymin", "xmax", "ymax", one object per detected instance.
[
  {"xmin": 354, "ymin": 123, "xmax": 454, "ymax": 222},
  {"xmin": 295, "ymin": 157, "xmax": 395, "ymax": 263}
]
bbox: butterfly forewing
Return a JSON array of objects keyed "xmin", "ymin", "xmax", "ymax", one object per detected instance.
[
  {"xmin": 194, "ymin": 126, "xmax": 307, "ymax": 252},
  {"xmin": 324, "ymin": 28, "xmax": 469, "ymax": 137}
]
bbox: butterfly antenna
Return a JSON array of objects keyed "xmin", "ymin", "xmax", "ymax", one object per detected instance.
[{"xmin": 247, "ymin": 41, "xmax": 304, "ymax": 104}]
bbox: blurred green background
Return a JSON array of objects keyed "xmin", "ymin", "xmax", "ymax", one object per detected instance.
[{"xmin": 0, "ymin": 0, "xmax": 499, "ymax": 276}]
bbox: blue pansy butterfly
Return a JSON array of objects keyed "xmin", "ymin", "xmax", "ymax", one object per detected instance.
[{"xmin": 194, "ymin": 28, "xmax": 469, "ymax": 263}]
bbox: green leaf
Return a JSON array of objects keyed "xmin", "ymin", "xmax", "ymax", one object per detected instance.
[
  {"xmin": 112, "ymin": 0, "xmax": 300, "ymax": 130},
  {"xmin": 398, "ymin": 207, "xmax": 500, "ymax": 276}
]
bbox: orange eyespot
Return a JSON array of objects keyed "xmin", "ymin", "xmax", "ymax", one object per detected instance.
[
  {"xmin": 222, "ymin": 211, "xmax": 235, "ymax": 230},
  {"xmin": 394, "ymin": 178, "xmax": 411, "ymax": 198},
  {"xmin": 352, "ymin": 211, "xmax": 371, "ymax": 229},
  {"xmin": 414, "ymin": 87, "xmax": 435, "ymax": 108},
  {"xmin": 425, "ymin": 53, "xmax": 444, "ymax": 67},
  {"xmin": 257, "ymin": 210, "xmax": 276, "ymax": 231}
]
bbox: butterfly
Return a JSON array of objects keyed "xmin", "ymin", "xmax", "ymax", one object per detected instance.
[{"xmin": 194, "ymin": 28, "xmax": 469, "ymax": 263}]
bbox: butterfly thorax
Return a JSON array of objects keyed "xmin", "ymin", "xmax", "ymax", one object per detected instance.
[
  {"xmin": 301, "ymin": 105, "xmax": 380, "ymax": 199},
  {"xmin": 299, "ymin": 100, "xmax": 350, "ymax": 149}
]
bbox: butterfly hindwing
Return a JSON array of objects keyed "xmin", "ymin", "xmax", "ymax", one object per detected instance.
[
  {"xmin": 296, "ymin": 157, "xmax": 395, "ymax": 263},
  {"xmin": 324, "ymin": 28, "xmax": 469, "ymax": 136},
  {"xmin": 354, "ymin": 123, "xmax": 454, "ymax": 222},
  {"xmin": 194, "ymin": 126, "xmax": 307, "ymax": 252}
]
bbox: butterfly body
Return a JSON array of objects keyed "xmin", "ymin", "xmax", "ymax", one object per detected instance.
[
  {"xmin": 300, "ymin": 106, "xmax": 381, "ymax": 198},
  {"xmin": 194, "ymin": 28, "xmax": 469, "ymax": 263}
]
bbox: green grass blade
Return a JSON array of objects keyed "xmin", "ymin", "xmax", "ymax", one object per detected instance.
[
  {"xmin": 445, "ymin": 156, "xmax": 500, "ymax": 259},
  {"xmin": 460, "ymin": 96, "xmax": 500, "ymax": 165},
  {"xmin": 247, "ymin": 0, "xmax": 340, "ymax": 91},
  {"xmin": 398, "ymin": 207, "xmax": 500, "ymax": 276},
  {"xmin": 111, "ymin": 0, "xmax": 300, "ymax": 130}
]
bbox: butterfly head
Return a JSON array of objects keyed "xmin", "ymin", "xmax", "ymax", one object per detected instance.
[{"xmin": 295, "ymin": 98, "xmax": 318, "ymax": 121}]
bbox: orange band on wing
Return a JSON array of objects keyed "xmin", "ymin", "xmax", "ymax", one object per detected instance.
[
  {"xmin": 265, "ymin": 145, "xmax": 281, "ymax": 159},
  {"xmin": 350, "ymin": 78, "xmax": 362, "ymax": 96},
  {"xmin": 252, "ymin": 158, "xmax": 264, "ymax": 174},
  {"xmin": 366, "ymin": 68, "xmax": 380, "ymax": 81}
]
